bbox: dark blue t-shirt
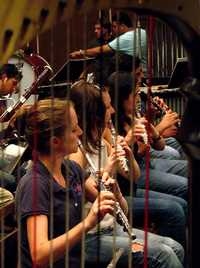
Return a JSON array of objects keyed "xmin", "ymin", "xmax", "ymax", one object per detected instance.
[{"xmin": 16, "ymin": 159, "xmax": 87, "ymax": 268}]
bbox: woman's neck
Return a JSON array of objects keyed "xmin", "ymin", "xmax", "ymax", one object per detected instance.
[{"xmin": 39, "ymin": 154, "xmax": 67, "ymax": 187}]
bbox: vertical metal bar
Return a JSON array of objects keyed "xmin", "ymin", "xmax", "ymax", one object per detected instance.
[
  {"xmin": 161, "ymin": 22, "xmax": 165, "ymax": 77},
  {"xmin": 164, "ymin": 23, "xmax": 167, "ymax": 77},
  {"xmin": 109, "ymin": 8, "xmax": 112, "ymax": 23},
  {"xmin": 171, "ymin": 30, "xmax": 174, "ymax": 74},
  {"xmin": 154, "ymin": 22, "xmax": 160, "ymax": 77},
  {"xmin": 36, "ymin": 33, "xmax": 40, "ymax": 54}
]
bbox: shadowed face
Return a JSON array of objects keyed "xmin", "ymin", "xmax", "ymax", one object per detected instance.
[
  {"xmin": 102, "ymin": 90, "xmax": 115, "ymax": 127},
  {"xmin": 94, "ymin": 23, "xmax": 108, "ymax": 39},
  {"xmin": 0, "ymin": 75, "xmax": 19, "ymax": 96}
]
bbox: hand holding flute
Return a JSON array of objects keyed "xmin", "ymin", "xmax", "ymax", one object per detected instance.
[
  {"xmin": 125, "ymin": 117, "xmax": 148, "ymax": 146},
  {"xmin": 78, "ymin": 140, "xmax": 136, "ymax": 239},
  {"xmin": 108, "ymin": 119, "xmax": 129, "ymax": 174}
]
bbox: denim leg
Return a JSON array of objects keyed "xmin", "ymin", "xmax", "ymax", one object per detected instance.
[
  {"xmin": 126, "ymin": 193, "xmax": 186, "ymax": 246},
  {"xmin": 85, "ymin": 226, "xmax": 183, "ymax": 268},
  {"xmin": 137, "ymin": 168, "xmax": 188, "ymax": 200},
  {"xmin": 150, "ymin": 158, "xmax": 188, "ymax": 178},
  {"xmin": 165, "ymin": 137, "xmax": 187, "ymax": 160},
  {"xmin": 150, "ymin": 145, "xmax": 182, "ymax": 160},
  {"xmin": 136, "ymin": 189, "xmax": 187, "ymax": 216},
  {"xmin": 132, "ymin": 228, "xmax": 184, "ymax": 265}
]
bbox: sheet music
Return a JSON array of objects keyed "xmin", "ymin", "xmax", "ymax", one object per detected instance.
[{"xmin": 0, "ymin": 143, "xmax": 27, "ymax": 174}]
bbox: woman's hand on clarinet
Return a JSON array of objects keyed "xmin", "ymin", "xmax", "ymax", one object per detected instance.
[
  {"xmin": 84, "ymin": 190, "xmax": 115, "ymax": 230},
  {"xmin": 101, "ymin": 172, "xmax": 122, "ymax": 201},
  {"xmin": 156, "ymin": 110, "xmax": 180, "ymax": 134},
  {"xmin": 162, "ymin": 125, "xmax": 178, "ymax": 138}
]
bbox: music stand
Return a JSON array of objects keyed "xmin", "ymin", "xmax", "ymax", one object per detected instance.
[
  {"xmin": 50, "ymin": 57, "xmax": 95, "ymax": 83},
  {"xmin": 168, "ymin": 57, "xmax": 190, "ymax": 88},
  {"xmin": 38, "ymin": 57, "xmax": 95, "ymax": 98}
]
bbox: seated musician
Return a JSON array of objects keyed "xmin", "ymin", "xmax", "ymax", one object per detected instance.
[
  {"xmin": 150, "ymin": 96, "xmax": 187, "ymax": 160},
  {"xmin": 15, "ymin": 98, "xmax": 119, "ymax": 268},
  {"xmin": 69, "ymin": 79, "xmax": 184, "ymax": 267},
  {"xmin": 0, "ymin": 63, "xmax": 20, "ymax": 97},
  {"xmin": 107, "ymin": 70, "xmax": 188, "ymax": 200},
  {"xmin": 0, "ymin": 63, "xmax": 22, "ymax": 193}
]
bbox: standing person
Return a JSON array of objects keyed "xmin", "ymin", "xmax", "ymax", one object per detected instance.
[
  {"xmin": 87, "ymin": 17, "xmax": 115, "ymax": 86},
  {"xmin": 70, "ymin": 12, "xmax": 147, "ymax": 72},
  {"xmin": 88, "ymin": 18, "xmax": 113, "ymax": 48},
  {"xmin": 15, "ymin": 99, "xmax": 118, "ymax": 268},
  {"xmin": 69, "ymin": 79, "xmax": 185, "ymax": 267}
]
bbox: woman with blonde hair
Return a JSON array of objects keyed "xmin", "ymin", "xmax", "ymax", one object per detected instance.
[{"xmin": 15, "ymin": 98, "xmax": 117, "ymax": 268}]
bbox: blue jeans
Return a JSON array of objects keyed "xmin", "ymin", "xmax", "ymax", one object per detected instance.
[
  {"xmin": 126, "ymin": 189, "xmax": 187, "ymax": 246},
  {"xmin": 150, "ymin": 145, "xmax": 182, "ymax": 160},
  {"xmin": 149, "ymin": 158, "xmax": 188, "ymax": 178},
  {"xmin": 165, "ymin": 137, "xmax": 187, "ymax": 160},
  {"xmin": 137, "ymin": 160, "xmax": 188, "ymax": 200},
  {"xmin": 85, "ymin": 225, "xmax": 184, "ymax": 268},
  {"xmin": 150, "ymin": 138, "xmax": 187, "ymax": 160}
]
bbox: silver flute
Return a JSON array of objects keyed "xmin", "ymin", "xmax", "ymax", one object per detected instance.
[
  {"xmin": 77, "ymin": 139, "xmax": 136, "ymax": 240},
  {"xmin": 108, "ymin": 119, "xmax": 129, "ymax": 173}
]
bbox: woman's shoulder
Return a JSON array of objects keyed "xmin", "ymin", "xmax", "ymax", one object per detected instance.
[
  {"xmin": 63, "ymin": 159, "xmax": 89, "ymax": 183},
  {"xmin": 68, "ymin": 147, "xmax": 86, "ymax": 168},
  {"xmin": 16, "ymin": 163, "xmax": 50, "ymax": 196},
  {"xmin": 63, "ymin": 159, "xmax": 84, "ymax": 177}
]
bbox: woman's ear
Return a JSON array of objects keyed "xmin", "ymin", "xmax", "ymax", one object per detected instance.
[
  {"xmin": 50, "ymin": 136, "xmax": 61, "ymax": 149},
  {"xmin": 1, "ymin": 74, "xmax": 8, "ymax": 80}
]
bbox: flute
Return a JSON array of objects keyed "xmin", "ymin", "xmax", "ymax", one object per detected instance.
[
  {"xmin": 108, "ymin": 119, "xmax": 129, "ymax": 173},
  {"xmin": 77, "ymin": 139, "xmax": 136, "ymax": 240}
]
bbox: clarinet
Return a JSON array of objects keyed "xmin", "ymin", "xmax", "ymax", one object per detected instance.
[
  {"xmin": 108, "ymin": 119, "xmax": 129, "ymax": 173},
  {"xmin": 106, "ymin": 248, "xmax": 124, "ymax": 268},
  {"xmin": 134, "ymin": 98, "xmax": 148, "ymax": 145},
  {"xmin": 77, "ymin": 140, "xmax": 136, "ymax": 240},
  {"xmin": 151, "ymin": 96, "xmax": 181, "ymax": 128}
]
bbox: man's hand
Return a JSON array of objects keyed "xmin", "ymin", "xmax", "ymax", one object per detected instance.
[{"xmin": 69, "ymin": 50, "xmax": 83, "ymax": 59}]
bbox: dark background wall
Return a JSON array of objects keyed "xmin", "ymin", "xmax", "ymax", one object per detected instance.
[{"xmin": 30, "ymin": 11, "xmax": 98, "ymax": 73}]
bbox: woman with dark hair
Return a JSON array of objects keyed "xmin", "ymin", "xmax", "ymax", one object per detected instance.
[
  {"xmin": 108, "ymin": 71, "xmax": 188, "ymax": 197},
  {"xmin": 69, "ymin": 79, "xmax": 184, "ymax": 268},
  {"xmin": 15, "ymin": 98, "xmax": 117, "ymax": 268},
  {"xmin": 107, "ymin": 71, "xmax": 187, "ymax": 246}
]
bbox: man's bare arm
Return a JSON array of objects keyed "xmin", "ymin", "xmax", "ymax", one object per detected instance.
[{"xmin": 70, "ymin": 44, "xmax": 112, "ymax": 59}]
